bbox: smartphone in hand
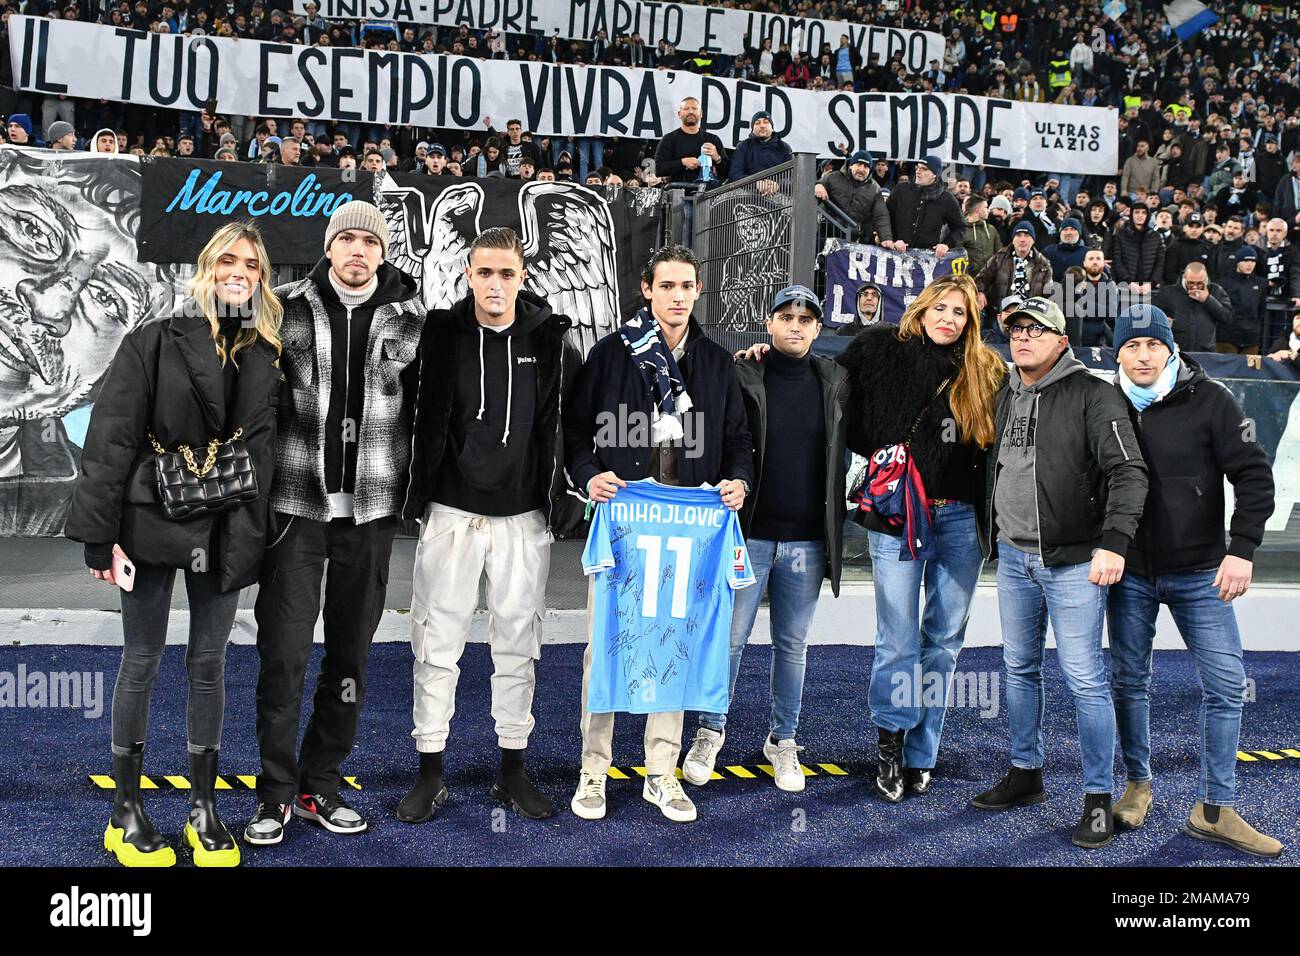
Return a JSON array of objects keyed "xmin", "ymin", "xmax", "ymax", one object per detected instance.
[{"xmin": 111, "ymin": 550, "xmax": 136, "ymax": 593}]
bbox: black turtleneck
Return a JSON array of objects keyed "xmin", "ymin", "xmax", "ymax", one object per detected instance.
[
  {"xmin": 218, "ymin": 315, "xmax": 242, "ymax": 421},
  {"xmin": 750, "ymin": 347, "xmax": 826, "ymax": 542}
]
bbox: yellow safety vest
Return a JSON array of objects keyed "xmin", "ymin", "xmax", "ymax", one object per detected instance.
[
  {"xmin": 1123, "ymin": 94, "xmax": 1142, "ymax": 110},
  {"xmin": 1048, "ymin": 60, "xmax": 1072, "ymax": 88},
  {"xmin": 1170, "ymin": 103, "xmax": 1192, "ymax": 121},
  {"xmin": 981, "ymin": 9, "xmax": 996, "ymax": 30}
]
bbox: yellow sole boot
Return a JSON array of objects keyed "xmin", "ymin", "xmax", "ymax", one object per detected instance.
[
  {"xmin": 104, "ymin": 822, "xmax": 176, "ymax": 868},
  {"xmin": 184, "ymin": 822, "xmax": 241, "ymax": 867},
  {"xmin": 1113, "ymin": 780, "xmax": 1153, "ymax": 830},
  {"xmin": 1184, "ymin": 802, "xmax": 1284, "ymax": 858}
]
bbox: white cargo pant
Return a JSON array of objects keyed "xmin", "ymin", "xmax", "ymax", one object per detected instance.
[
  {"xmin": 409, "ymin": 506, "xmax": 551, "ymax": 753},
  {"xmin": 579, "ymin": 579, "xmax": 685, "ymax": 777}
]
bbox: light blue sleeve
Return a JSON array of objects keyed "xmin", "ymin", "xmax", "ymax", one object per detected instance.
[
  {"xmin": 581, "ymin": 502, "xmax": 615, "ymax": 576},
  {"xmin": 723, "ymin": 513, "xmax": 757, "ymax": 590}
]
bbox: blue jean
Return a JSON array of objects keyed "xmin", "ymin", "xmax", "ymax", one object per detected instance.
[
  {"xmin": 867, "ymin": 502, "xmax": 984, "ymax": 770},
  {"xmin": 1055, "ymin": 173, "xmax": 1084, "ymax": 207},
  {"xmin": 698, "ymin": 539, "xmax": 825, "ymax": 740},
  {"xmin": 1107, "ymin": 570, "xmax": 1246, "ymax": 806},
  {"xmin": 998, "ymin": 545, "xmax": 1115, "ymax": 794},
  {"xmin": 551, "ymin": 137, "xmax": 605, "ymax": 182}
]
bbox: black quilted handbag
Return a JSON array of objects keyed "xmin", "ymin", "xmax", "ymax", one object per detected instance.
[{"xmin": 148, "ymin": 427, "xmax": 258, "ymax": 520}]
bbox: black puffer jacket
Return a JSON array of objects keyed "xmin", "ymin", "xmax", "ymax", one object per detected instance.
[
  {"xmin": 887, "ymin": 180, "xmax": 966, "ymax": 249},
  {"xmin": 64, "ymin": 307, "xmax": 283, "ymax": 592},
  {"xmin": 836, "ymin": 325, "xmax": 992, "ymax": 556},
  {"xmin": 1107, "ymin": 221, "xmax": 1166, "ymax": 285}
]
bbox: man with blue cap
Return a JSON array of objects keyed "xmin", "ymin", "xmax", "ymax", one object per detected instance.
[
  {"xmin": 815, "ymin": 148, "xmax": 894, "ymax": 246},
  {"xmin": 682, "ymin": 284, "xmax": 850, "ymax": 793},
  {"xmin": 1106, "ymin": 303, "xmax": 1280, "ymax": 857},
  {"xmin": 887, "ymin": 154, "xmax": 965, "ymax": 257}
]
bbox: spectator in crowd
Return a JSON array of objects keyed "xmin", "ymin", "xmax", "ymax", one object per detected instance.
[
  {"xmin": 1163, "ymin": 213, "xmax": 1213, "ymax": 285},
  {"xmin": 279, "ymin": 136, "xmax": 301, "ymax": 166},
  {"xmin": 1154, "ymin": 262, "xmax": 1233, "ymax": 353},
  {"xmin": 1274, "ymin": 154, "xmax": 1300, "ymax": 240},
  {"xmin": 888, "ymin": 156, "xmax": 965, "ymax": 257},
  {"xmin": 654, "ymin": 97, "xmax": 727, "ymax": 187},
  {"xmin": 46, "ymin": 121, "xmax": 76, "ymax": 151},
  {"xmin": 987, "ymin": 195, "xmax": 1014, "ymax": 244},
  {"xmin": 728, "ymin": 111, "xmax": 792, "ymax": 185},
  {"xmin": 1121, "ymin": 140, "xmax": 1160, "ymax": 198},
  {"xmin": 1108, "ymin": 204, "xmax": 1165, "ymax": 295},
  {"xmin": 976, "ymin": 221, "xmax": 1053, "ymax": 316},
  {"xmin": 1266, "ymin": 312, "xmax": 1300, "ymax": 365},
  {"xmin": 1065, "ymin": 245, "xmax": 1122, "ymax": 346},
  {"xmin": 1042, "ymin": 218, "xmax": 1087, "ymax": 282},
  {"xmin": 6, "ymin": 114, "xmax": 34, "ymax": 146},
  {"xmin": 963, "ymin": 195, "xmax": 1002, "ymax": 277},
  {"xmin": 1214, "ymin": 169, "xmax": 1262, "ymax": 221},
  {"xmin": 1017, "ymin": 188, "xmax": 1060, "ymax": 246},
  {"xmin": 1217, "ymin": 246, "xmax": 1268, "ymax": 354},
  {"xmin": 815, "ymin": 150, "xmax": 893, "ymax": 246},
  {"xmin": 1260, "ymin": 217, "xmax": 1300, "ymax": 313},
  {"xmin": 837, "ymin": 282, "xmax": 885, "ymax": 336}
]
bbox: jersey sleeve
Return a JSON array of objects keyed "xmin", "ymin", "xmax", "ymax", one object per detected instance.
[
  {"xmin": 581, "ymin": 502, "xmax": 615, "ymax": 576},
  {"xmin": 723, "ymin": 514, "xmax": 757, "ymax": 590}
]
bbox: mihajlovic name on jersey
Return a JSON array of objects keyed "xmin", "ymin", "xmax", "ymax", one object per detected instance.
[{"xmin": 607, "ymin": 500, "xmax": 724, "ymax": 527}]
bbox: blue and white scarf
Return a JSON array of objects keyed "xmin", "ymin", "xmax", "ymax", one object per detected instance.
[
  {"xmin": 619, "ymin": 308, "xmax": 694, "ymax": 442},
  {"xmin": 1119, "ymin": 352, "xmax": 1180, "ymax": 412}
]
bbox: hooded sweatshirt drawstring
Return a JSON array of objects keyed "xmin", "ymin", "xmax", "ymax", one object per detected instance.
[{"xmin": 474, "ymin": 325, "xmax": 513, "ymax": 445}]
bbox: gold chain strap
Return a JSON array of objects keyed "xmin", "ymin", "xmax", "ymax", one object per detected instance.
[{"xmin": 148, "ymin": 428, "xmax": 244, "ymax": 478}]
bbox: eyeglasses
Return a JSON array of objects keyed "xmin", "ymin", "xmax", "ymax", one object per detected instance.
[{"xmin": 1006, "ymin": 322, "xmax": 1051, "ymax": 339}]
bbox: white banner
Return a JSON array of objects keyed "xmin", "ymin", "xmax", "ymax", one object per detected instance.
[
  {"xmin": 292, "ymin": 0, "xmax": 947, "ymax": 73},
  {"xmin": 8, "ymin": 17, "xmax": 1119, "ymax": 173}
]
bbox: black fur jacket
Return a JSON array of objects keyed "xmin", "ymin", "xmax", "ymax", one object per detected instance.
[{"xmin": 836, "ymin": 324, "xmax": 992, "ymax": 554}]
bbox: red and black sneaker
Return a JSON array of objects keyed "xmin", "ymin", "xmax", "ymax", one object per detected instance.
[{"xmin": 293, "ymin": 792, "xmax": 367, "ymax": 834}]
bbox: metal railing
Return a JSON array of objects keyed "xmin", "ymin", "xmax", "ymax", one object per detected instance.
[{"xmin": 689, "ymin": 154, "xmax": 820, "ymax": 354}]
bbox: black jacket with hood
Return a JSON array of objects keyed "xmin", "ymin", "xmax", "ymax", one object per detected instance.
[
  {"xmin": 1114, "ymin": 353, "xmax": 1273, "ymax": 577},
  {"xmin": 404, "ymin": 290, "xmax": 585, "ymax": 536},
  {"xmin": 986, "ymin": 349, "xmax": 1149, "ymax": 567},
  {"xmin": 836, "ymin": 281, "xmax": 884, "ymax": 335}
]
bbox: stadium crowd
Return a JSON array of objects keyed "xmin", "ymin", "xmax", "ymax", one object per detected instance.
[{"xmin": 3, "ymin": 0, "xmax": 1300, "ymax": 356}]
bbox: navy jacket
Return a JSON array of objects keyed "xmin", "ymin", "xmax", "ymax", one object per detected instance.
[{"xmin": 728, "ymin": 134, "xmax": 793, "ymax": 182}]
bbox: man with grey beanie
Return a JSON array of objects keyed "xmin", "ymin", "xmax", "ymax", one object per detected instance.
[
  {"xmin": 246, "ymin": 200, "xmax": 427, "ymax": 847},
  {"xmin": 46, "ymin": 121, "xmax": 76, "ymax": 150}
]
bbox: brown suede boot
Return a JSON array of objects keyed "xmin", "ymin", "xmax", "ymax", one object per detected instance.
[
  {"xmin": 1113, "ymin": 780, "xmax": 1153, "ymax": 830},
  {"xmin": 1185, "ymin": 802, "xmax": 1284, "ymax": 858}
]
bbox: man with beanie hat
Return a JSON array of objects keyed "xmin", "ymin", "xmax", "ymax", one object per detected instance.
[
  {"xmin": 396, "ymin": 227, "xmax": 583, "ymax": 824},
  {"xmin": 1153, "ymin": 261, "xmax": 1232, "ymax": 352},
  {"xmin": 728, "ymin": 110, "xmax": 792, "ymax": 185},
  {"xmin": 246, "ymin": 200, "xmax": 426, "ymax": 847},
  {"xmin": 5, "ymin": 114, "xmax": 33, "ymax": 146},
  {"xmin": 1042, "ymin": 217, "xmax": 1086, "ymax": 281},
  {"xmin": 1215, "ymin": 246, "xmax": 1267, "ymax": 353},
  {"xmin": 973, "ymin": 296, "xmax": 1148, "ymax": 850},
  {"xmin": 1106, "ymin": 305, "xmax": 1280, "ymax": 857},
  {"xmin": 1163, "ymin": 213, "xmax": 1213, "ymax": 286},
  {"xmin": 46, "ymin": 121, "xmax": 76, "ymax": 150},
  {"xmin": 975, "ymin": 221, "xmax": 1052, "ymax": 316},
  {"xmin": 887, "ymin": 154, "xmax": 964, "ymax": 256},
  {"xmin": 815, "ymin": 149, "xmax": 893, "ymax": 246}
]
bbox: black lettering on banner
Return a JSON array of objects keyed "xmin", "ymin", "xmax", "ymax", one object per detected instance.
[
  {"xmin": 117, "ymin": 28, "xmax": 145, "ymax": 100},
  {"xmin": 392, "ymin": 0, "xmax": 413, "ymax": 20},
  {"xmin": 331, "ymin": 48, "xmax": 364, "ymax": 121},
  {"xmin": 952, "ymin": 95, "xmax": 981, "ymax": 163},
  {"xmin": 369, "ymin": 51, "xmax": 401, "ymax": 124},
  {"xmin": 664, "ymin": 2, "xmax": 683, "ymax": 46},
  {"xmin": 767, "ymin": 87, "xmax": 792, "ymax": 140},
  {"xmin": 886, "ymin": 28, "xmax": 905, "ymax": 64},
  {"xmin": 433, "ymin": 0, "xmax": 454, "ymax": 16},
  {"xmin": 729, "ymin": 80, "xmax": 763, "ymax": 143},
  {"xmin": 700, "ymin": 77, "xmax": 731, "ymax": 138},
  {"xmin": 147, "ymin": 32, "xmax": 183, "ymax": 105},
  {"xmin": 907, "ymin": 32, "xmax": 928, "ymax": 74},
  {"xmin": 631, "ymin": 69, "xmax": 662, "ymax": 138},
  {"xmin": 613, "ymin": 0, "xmax": 633, "ymax": 36},
  {"xmin": 806, "ymin": 22, "xmax": 825, "ymax": 57},
  {"xmin": 601, "ymin": 67, "xmax": 632, "ymax": 135},
  {"xmin": 503, "ymin": 0, "xmax": 524, "ymax": 32},
  {"xmin": 525, "ymin": 0, "xmax": 539, "ymax": 33},
  {"xmin": 450, "ymin": 58, "xmax": 480, "ymax": 126},
  {"xmin": 856, "ymin": 92, "xmax": 886, "ymax": 155},
  {"xmin": 521, "ymin": 62, "xmax": 549, "ymax": 132},
  {"xmin": 828, "ymin": 93, "xmax": 854, "ymax": 154},
  {"xmin": 186, "ymin": 38, "xmax": 218, "ymax": 110},
  {"xmin": 982, "ymin": 99, "xmax": 1013, "ymax": 167},
  {"xmin": 703, "ymin": 8, "xmax": 722, "ymax": 51},
  {"xmin": 401, "ymin": 54, "xmax": 435, "ymax": 124},
  {"xmin": 34, "ymin": 18, "xmax": 68, "ymax": 94},
  {"xmin": 20, "ymin": 17, "xmax": 34, "ymax": 88},
  {"xmin": 260, "ymin": 44, "xmax": 294, "ymax": 116},
  {"xmin": 920, "ymin": 93, "xmax": 947, "ymax": 157},
  {"xmin": 566, "ymin": 66, "xmax": 598, "ymax": 134},
  {"xmin": 569, "ymin": 0, "xmax": 587, "ymax": 36},
  {"xmin": 298, "ymin": 47, "xmax": 327, "ymax": 116},
  {"xmin": 890, "ymin": 95, "xmax": 918, "ymax": 159}
]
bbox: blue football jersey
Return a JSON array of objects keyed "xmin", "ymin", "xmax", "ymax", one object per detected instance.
[{"xmin": 582, "ymin": 479, "xmax": 756, "ymax": 715}]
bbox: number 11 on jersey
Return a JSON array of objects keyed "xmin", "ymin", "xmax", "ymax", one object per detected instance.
[{"xmin": 635, "ymin": 534, "xmax": 692, "ymax": 619}]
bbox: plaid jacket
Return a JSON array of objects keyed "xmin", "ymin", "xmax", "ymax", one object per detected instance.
[{"xmin": 270, "ymin": 268, "xmax": 426, "ymax": 525}]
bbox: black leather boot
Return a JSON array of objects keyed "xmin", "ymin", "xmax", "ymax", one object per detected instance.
[
  {"xmin": 905, "ymin": 768, "xmax": 933, "ymax": 794},
  {"xmin": 875, "ymin": 728, "xmax": 905, "ymax": 803},
  {"xmin": 104, "ymin": 744, "xmax": 175, "ymax": 867},
  {"xmin": 971, "ymin": 767, "xmax": 1047, "ymax": 810},
  {"xmin": 185, "ymin": 747, "xmax": 240, "ymax": 866},
  {"xmin": 1072, "ymin": 792, "xmax": 1115, "ymax": 849},
  {"xmin": 491, "ymin": 747, "xmax": 554, "ymax": 819},
  {"xmin": 397, "ymin": 751, "xmax": 449, "ymax": 823}
]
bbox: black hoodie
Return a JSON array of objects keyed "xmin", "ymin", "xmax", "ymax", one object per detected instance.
[{"xmin": 307, "ymin": 257, "xmax": 422, "ymax": 498}]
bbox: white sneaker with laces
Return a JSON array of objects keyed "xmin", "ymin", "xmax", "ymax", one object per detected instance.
[
  {"xmin": 682, "ymin": 727, "xmax": 725, "ymax": 785},
  {"xmin": 570, "ymin": 771, "xmax": 607, "ymax": 820},
  {"xmin": 643, "ymin": 773, "xmax": 697, "ymax": 822},
  {"xmin": 763, "ymin": 736, "xmax": 806, "ymax": 792}
]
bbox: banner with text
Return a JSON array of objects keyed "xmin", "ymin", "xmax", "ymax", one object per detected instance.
[
  {"xmin": 822, "ymin": 240, "xmax": 967, "ymax": 328},
  {"xmin": 293, "ymin": 0, "xmax": 946, "ymax": 72},
  {"xmin": 8, "ymin": 17, "xmax": 1118, "ymax": 172}
]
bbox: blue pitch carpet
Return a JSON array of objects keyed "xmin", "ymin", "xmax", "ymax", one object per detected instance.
[{"xmin": 1, "ymin": 643, "xmax": 1295, "ymax": 867}]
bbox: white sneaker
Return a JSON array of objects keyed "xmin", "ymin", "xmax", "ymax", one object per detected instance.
[
  {"xmin": 643, "ymin": 773, "xmax": 697, "ymax": 822},
  {"xmin": 570, "ymin": 771, "xmax": 607, "ymax": 820},
  {"xmin": 682, "ymin": 727, "xmax": 726, "ymax": 785},
  {"xmin": 763, "ymin": 736, "xmax": 806, "ymax": 792}
]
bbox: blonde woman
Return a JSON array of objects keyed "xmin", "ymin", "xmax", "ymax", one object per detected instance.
[
  {"xmin": 66, "ymin": 221, "xmax": 283, "ymax": 867},
  {"xmin": 837, "ymin": 273, "xmax": 1006, "ymax": 802}
]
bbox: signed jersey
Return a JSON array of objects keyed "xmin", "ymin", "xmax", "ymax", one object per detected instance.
[{"xmin": 581, "ymin": 479, "xmax": 756, "ymax": 715}]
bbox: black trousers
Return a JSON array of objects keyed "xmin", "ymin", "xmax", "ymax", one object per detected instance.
[{"xmin": 253, "ymin": 512, "xmax": 397, "ymax": 803}]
